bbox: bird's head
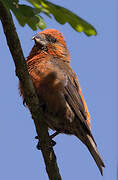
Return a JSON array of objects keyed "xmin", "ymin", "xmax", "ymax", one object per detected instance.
[{"xmin": 31, "ymin": 29, "xmax": 70, "ymax": 62}]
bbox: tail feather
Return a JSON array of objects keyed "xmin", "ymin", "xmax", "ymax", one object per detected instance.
[
  {"xmin": 86, "ymin": 135, "xmax": 105, "ymax": 175},
  {"xmin": 75, "ymin": 130, "xmax": 105, "ymax": 175}
]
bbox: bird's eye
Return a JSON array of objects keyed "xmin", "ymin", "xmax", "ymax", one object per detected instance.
[{"xmin": 46, "ymin": 34, "xmax": 57, "ymax": 43}]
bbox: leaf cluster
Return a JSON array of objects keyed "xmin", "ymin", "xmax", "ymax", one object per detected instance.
[{"xmin": 1, "ymin": 0, "xmax": 97, "ymax": 36}]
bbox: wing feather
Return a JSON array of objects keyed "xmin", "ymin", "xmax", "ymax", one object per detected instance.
[{"xmin": 64, "ymin": 76, "xmax": 96, "ymax": 145}]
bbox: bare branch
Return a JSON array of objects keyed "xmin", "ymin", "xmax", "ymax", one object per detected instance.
[{"xmin": 0, "ymin": 1, "xmax": 62, "ymax": 179}]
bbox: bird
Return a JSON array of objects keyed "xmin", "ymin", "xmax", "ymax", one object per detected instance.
[{"xmin": 19, "ymin": 29, "xmax": 105, "ymax": 175}]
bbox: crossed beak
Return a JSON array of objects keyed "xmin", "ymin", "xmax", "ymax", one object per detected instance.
[{"xmin": 32, "ymin": 34, "xmax": 47, "ymax": 46}]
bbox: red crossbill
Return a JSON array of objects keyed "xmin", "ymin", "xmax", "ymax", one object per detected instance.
[{"xmin": 19, "ymin": 29, "xmax": 105, "ymax": 175}]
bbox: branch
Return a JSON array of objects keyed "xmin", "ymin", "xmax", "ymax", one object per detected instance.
[{"xmin": 0, "ymin": 1, "xmax": 62, "ymax": 180}]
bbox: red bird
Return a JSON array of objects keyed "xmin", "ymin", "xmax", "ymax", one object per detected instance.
[{"xmin": 19, "ymin": 29, "xmax": 105, "ymax": 175}]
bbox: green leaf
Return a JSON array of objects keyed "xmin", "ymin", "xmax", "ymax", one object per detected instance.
[
  {"xmin": 40, "ymin": 0, "xmax": 97, "ymax": 36},
  {"xmin": 26, "ymin": 0, "xmax": 51, "ymax": 18},
  {"xmin": 0, "ymin": 0, "xmax": 19, "ymax": 9},
  {"xmin": 1, "ymin": 0, "xmax": 97, "ymax": 36},
  {"xmin": 1, "ymin": 0, "xmax": 46, "ymax": 30},
  {"xmin": 13, "ymin": 4, "xmax": 46, "ymax": 30}
]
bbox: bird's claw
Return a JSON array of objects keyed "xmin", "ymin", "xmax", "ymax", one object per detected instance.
[
  {"xmin": 35, "ymin": 131, "xmax": 59, "ymax": 150},
  {"xmin": 36, "ymin": 139, "xmax": 56, "ymax": 150}
]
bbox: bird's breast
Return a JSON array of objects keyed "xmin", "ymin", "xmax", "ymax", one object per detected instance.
[{"xmin": 28, "ymin": 61, "xmax": 67, "ymax": 115}]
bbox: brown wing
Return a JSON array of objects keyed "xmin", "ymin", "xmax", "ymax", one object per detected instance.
[
  {"xmin": 64, "ymin": 74, "xmax": 96, "ymax": 144},
  {"xmin": 73, "ymin": 76, "xmax": 91, "ymax": 129},
  {"xmin": 52, "ymin": 59, "xmax": 92, "ymax": 132}
]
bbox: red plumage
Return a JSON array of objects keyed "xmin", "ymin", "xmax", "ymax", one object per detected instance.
[{"xmin": 19, "ymin": 29, "xmax": 105, "ymax": 175}]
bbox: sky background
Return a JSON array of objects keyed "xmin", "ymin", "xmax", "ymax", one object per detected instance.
[{"xmin": 0, "ymin": 0, "xmax": 117, "ymax": 180}]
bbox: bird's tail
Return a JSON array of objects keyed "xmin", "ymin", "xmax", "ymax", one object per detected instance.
[
  {"xmin": 84, "ymin": 134, "xmax": 105, "ymax": 175},
  {"xmin": 75, "ymin": 126, "xmax": 105, "ymax": 175}
]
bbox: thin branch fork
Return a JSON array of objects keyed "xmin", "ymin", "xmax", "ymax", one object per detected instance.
[{"xmin": 0, "ymin": 1, "xmax": 62, "ymax": 180}]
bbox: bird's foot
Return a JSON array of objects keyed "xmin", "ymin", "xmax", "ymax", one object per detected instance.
[
  {"xmin": 36, "ymin": 139, "xmax": 56, "ymax": 150},
  {"xmin": 35, "ymin": 131, "xmax": 59, "ymax": 150}
]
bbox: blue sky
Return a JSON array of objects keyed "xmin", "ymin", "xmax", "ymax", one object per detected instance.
[{"xmin": 0, "ymin": 0, "xmax": 117, "ymax": 179}]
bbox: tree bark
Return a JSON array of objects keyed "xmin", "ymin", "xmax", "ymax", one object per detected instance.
[{"xmin": 0, "ymin": 1, "xmax": 62, "ymax": 180}]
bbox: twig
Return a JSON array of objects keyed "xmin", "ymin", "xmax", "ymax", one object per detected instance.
[{"xmin": 0, "ymin": 1, "xmax": 62, "ymax": 180}]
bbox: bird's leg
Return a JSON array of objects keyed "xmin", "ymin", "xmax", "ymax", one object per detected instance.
[
  {"xmin": 50, "ymin": 131, "xmax": 60, "ymax": 139},
  {"xmin": 35, "ymin": 131, "xmax": 59, "ymax": 150}
]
